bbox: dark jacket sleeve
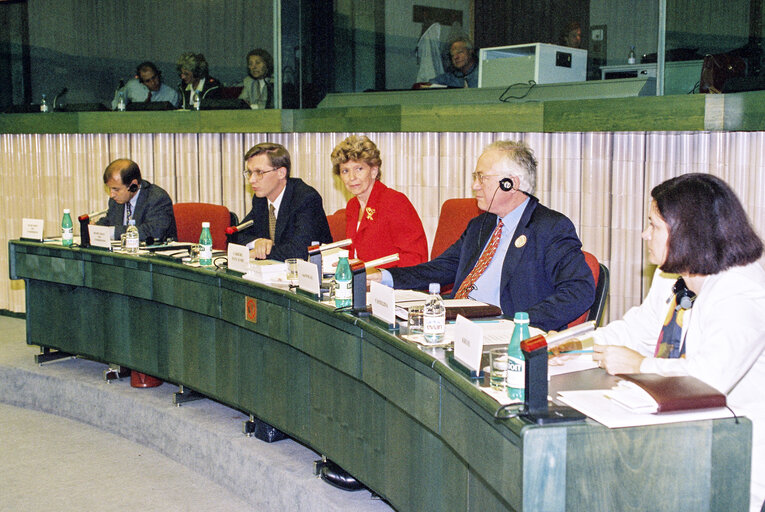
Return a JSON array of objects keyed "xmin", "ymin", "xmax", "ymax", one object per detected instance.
[{"xmin": 269, "ymin": 183, "xmax": 332, "ymax": 261}]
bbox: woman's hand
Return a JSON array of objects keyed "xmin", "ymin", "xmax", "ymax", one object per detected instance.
[{"xmin": 592, "ymin": 344, "xmax": 645, "ymax": 375}]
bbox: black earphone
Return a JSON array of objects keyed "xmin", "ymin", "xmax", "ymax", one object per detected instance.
[
  {"xmin": 672, "ymin": 278, "xmax": 696, "ymax": 310},
  {"xmin": 128, "ymin": 182, "xmax": 138, "ymax": 193},
  {"xmin": 499, "ymin": 177, "xmax": 513, "ymax": 191}
]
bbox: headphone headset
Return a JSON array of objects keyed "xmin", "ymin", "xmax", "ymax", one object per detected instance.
[
  {"xmin": 499, "ymin": 177, "xmax": 513, "ymax": 191},
  {"xmin": 672, "ymin": 278, "xmax": 696, "ymax": 311},
  {"xmin": 128, "ymin": 182, "xmax": 138, "ymax": 193}
]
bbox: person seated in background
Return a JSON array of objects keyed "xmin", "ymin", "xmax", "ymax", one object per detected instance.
[
  {"xmin": 429, "ymin": 34, "xmax": 478, "ymax": 88},
  {"xmin": 230, "ymin": 142, "xmax": 332, "ymax": 261},
  {"xmin": 176, "ymin": 52, "xmax": 221, "ymax": 108},
  {"xmin": 96, "ymin": 158, "xmax": 177, "ymax": 242},
  {"xmin": 368, "ymin": 140, "xmax": 594, "ymax": 332},
  {"xmin": 559, "ymin": 21, "xmax": 582, "ymax": 49},
  {"xmin": 330, "ymin": 135, "xmax": 428, "ymax": 268},
  {"xmin": 591, "ymin": 173, "xmax": 765, "ymax": 512},
  {"xmin": 238, "ymin": 49, "xmax": 274, "ymax": 109},
  {"xmin": 111, "ymin": 61, "xmax": 180, "ymax": 110}
]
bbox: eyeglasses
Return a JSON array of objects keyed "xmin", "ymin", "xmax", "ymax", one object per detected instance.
[
  {"xmin": 243, "ymin": 167, "xmax": 277, "ymax": 180},
  {"xmin": 472, "ymin": 172, "xmax": 501, "ymax": 183}
]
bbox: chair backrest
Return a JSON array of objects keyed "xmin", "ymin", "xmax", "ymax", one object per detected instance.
[
  {"xmin": 173, "ymin": 202, "xmax": 232, "ymax": 250},
  {"xmin": 569, "ymin": 251, "xmax": 609, "ymax": 327},
  {"xmin": 327, "ymin": 208, "xmax": 347, "ymax": 242},
  {"xmin": 217, "ymin": 86, "xmax": 244, "ymax": 99},
  {"xmin": 430, "ymin": 198, "xmax": 482, "ymax": 260}
]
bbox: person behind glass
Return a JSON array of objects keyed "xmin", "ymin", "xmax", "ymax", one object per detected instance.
[
  {"xmin": 231, "ymin": 142, "xmax": 332, "ymax": 261},
  {"xmin": 559, "ymin": 21, "xmax": 582, "ymax": 49},
  {"xmin": 430, "ymin": 35, "xmax": 478, "ymax": 88},
  {"xmin": 330, "ymin": 135, "xmax": 428, "ymax": 268},
  {"xmin": 111, "ymin": 61, "xmax": 180, "ymax": 110},
  {"xmin": 238, "ymin": 49, "xmax": 274, "ymax": 110},
  {"xmin": 95, "ymin": 158, "xmax": 177, "ymax": 242},
  {"xmin": 591, "ymin": 173, "xmax": 765, "ymax": 512},
  {"xmin": 176, "ymin": 52, "xmax": 221, "ymax": 109},
  {"xmin": 368, "ymin": 140, "xmax": 594, "ymax": 331}
]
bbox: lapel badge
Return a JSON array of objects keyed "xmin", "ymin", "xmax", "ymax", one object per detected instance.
[
  {"xmin": 365, "ymin": 207, "xmax": 375, "ymax": 221},
  {"xmin": 514, "ymin": 234, "xmax": 527, "ymax": 248}
]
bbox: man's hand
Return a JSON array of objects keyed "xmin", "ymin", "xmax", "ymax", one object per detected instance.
[
  {"xmin": 592, "ymin": 344, "xmax": 645, "ymax": 375},
  {"xmin": 366, "ymin": 268, "xmax": 382, "ymax": 283},
  {"xmin": 250, "ymin": 238, "xmax": 274, "ymax": 260}
]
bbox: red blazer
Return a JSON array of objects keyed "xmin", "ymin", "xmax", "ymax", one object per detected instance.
[{"xmin": 345, "ymin": 181, "xmax": 428, "ymax": 268}]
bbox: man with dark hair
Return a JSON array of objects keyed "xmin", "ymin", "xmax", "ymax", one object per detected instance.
[
  {"xmin": 96, "ymin": 158, "xmax": 177, "ymax": 242},
  {"xmin": 231, "ymin": 142, "xmax": 332, "ymax": 260},
  {"xmin": 111, "ymin": 61, "xmax": 180, "ymax": 109}
]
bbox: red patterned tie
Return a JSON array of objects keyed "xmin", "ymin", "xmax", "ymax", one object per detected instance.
[{"xmin": 454, "ymin": 220, "xmax": 504, "ymax": 299}]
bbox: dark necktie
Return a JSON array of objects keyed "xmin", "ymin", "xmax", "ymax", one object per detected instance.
[
  {"xmin": 125, "ymin": 202, "xmax": 133, "ymax": 225},
  {"xmin": 268, "ymin": 204, "xmax": 276, "ymax": 241},
  {"xmin": 145, "ymin": 90, "xmax": 152, "ymax": 103},
  {"xmin": 454, "ymin": 220, "xmax": 504, "ymax": 299}
]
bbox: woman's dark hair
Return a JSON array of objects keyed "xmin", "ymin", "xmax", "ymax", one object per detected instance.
[
  {"xmin": 246, "ymin": 48, "xmax": 274, "ymax": 77},
  {"xmin": 652, "ymin": 172, "xmax": 763, "ymax": 274}
]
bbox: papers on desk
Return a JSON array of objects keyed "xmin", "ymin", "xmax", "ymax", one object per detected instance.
[
  {"xmin": 322, "ymin": 247, "xmax": 349, "ymax": 276},
  {"xmin": 243, "ymin": 260, "xmax": 288, "ymax": 284}
]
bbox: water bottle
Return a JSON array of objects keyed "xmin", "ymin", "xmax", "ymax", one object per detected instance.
[
  {"xmin": 334, "ymin": 256, "xmax": 352, "ymax": 308},
  {"xmin": 192, "ymin": 90, "xmax": 201, "ymax": 110},
  {"xmin": 117, "ymin": 90, "xmax": 126, "ymax": 111},
  {"xmin": 627, "ymin": 46, "xmax": 637, "ymax": 65},
  {"xmin": 423, "ymin": 283, "xmax": 446, "ymax": 343},
  {"xmin": 61, "ymin": 209, "xmax": 73, "ymax": 247},
  {"xmin": 125, "ymin": 219, "xmax": 140, "ymax": 254},
  {"xmin": 199, "ymin": 221, "xmax": 213, "ymax": 266},
  {"xmin": 506, "ymin": 312, "xmax": 530, "ymax": 401},
  {"xmin": 40, "ymin": 94, "xmax": 49, "ymax": 113}
]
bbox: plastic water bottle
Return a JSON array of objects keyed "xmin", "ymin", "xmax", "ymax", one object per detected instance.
[
  {"xmin": 627, "ymin": 46, "xmax": 637, "ymax": 65},
  {"xmin": 334, "ymin": 256, "xmax": 352, "ymax": 308},
  {"xmin": 61, "ymin": 209, "xmax": 73, "ymax": 247},
  {"xmin": 40, "ymin": 94, "xmax": 49, "ymax": 113},
  {"xmin": 116, "ymin": 90, "xmax": 126, "ymax": 111},
  {"xmin": 199, "ymin": 222, "xmax": 213, "ymax": 266},
  {"xmin": 507, "ymin": 312, "xmax": 530, "ymax": 401},
  {"xmin": 192, "ymin": 90, "xmax": 201, "ymax": 110},
  {"xmin": 125, "ymin": 219, "xmax": 139, "ymax": 254},
  {"xmin": 423, "ymin": 283, "xmax": 445, "ymax": 343}
]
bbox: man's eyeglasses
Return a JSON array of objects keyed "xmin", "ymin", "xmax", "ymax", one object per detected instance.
[
  {"xmin": 472, "ymin": 172, "xmax": 501, "ymax": 183},
  {"xmin": 243, "ymin": 167, "xmax": 277, "ymax": 180}
]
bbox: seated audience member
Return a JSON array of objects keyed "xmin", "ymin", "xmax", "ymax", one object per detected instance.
[
  {"xmin": 176, "ymin": 52, "xmax": 221, "ymax": 108},
  {"xmin": 591, "ymin": 173, "xmax": 765, "ymax": 512},
  {"xmin": 111, "ymin": 61, "xmax": 180, "ymax": 110},
  {"xmin": 430, "ymin": 35, "xmax": 478, "ymax": 88},
  {"xmin": 330, "ymin": 135, "xmax": 428, "ymax": 268},
  {"xmin": 238, "ymin": 49, "xmax": 274, "ymax": 109},
  {"xmin": 559, "ymin": 21, "xmax": 583, "ymax": 48},
  {"xmin": 231, "ymin": 142, "xmax": 332, "ymax": 260},
  {"xmin": 369, "ymin": 140, "xmax": 595, "ymax": 331},
  {"xmin": 96, "ymin": 158, "xmax": 177, "ymax": 242}
]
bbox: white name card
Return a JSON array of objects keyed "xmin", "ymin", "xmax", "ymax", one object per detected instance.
[
  {"xmin": 227, "ymin": 243, "xmax": 250, "ymax": 273},
  {"xmin": 22, "ymin": 218, "xmax": 44, "ymax": 241},
  {"xmin": 370, "ymin": 281, "xmax": 396, "ymax": 325},
  {"xmin": 88, "ymin": 224, "xmax": 114, "ymax": 249},
  {"xmin": 297, "ymin": 258, "xmax": 320, "ymax": 295},
  {"xmin": 453, "ymin": 315, "xmax": 484, "ymax": 372}
]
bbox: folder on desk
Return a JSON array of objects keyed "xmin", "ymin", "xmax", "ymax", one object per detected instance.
[{"xmin": 616, "ymin": 374, "xmax": 726, "ymax": 413}]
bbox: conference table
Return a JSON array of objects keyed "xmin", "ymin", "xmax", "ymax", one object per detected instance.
[{"xmin": 8, "ymin": 240, "xmax": 751, "ymax": 512}]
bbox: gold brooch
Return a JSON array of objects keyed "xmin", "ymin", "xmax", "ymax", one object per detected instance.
[
  {"xmin": 514, "ymin": 234, "xmax": 527, "ymax": 248},
  {"xmin": 366, "ymin": 207, "xmax": 375, "ymax": 221}
]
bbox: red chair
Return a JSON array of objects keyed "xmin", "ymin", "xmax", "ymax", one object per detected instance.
[
  {"xmin": 430, "ymin": 198, "xmax": 482, "ymax": 259},
  {"xmin": 327, "ymin": 208, "xmax": 347, "ymax": 242},
  {"xmin": 569, "ymin": 251, "xmax": 610, "ymax": 327},
  {"xmin": 173, "ymin": 202, "xmax": 232, "ymax": 250}
]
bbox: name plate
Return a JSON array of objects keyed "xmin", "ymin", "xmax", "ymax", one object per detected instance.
[
  {"xmin": 297, "ymin": 258, "xmax": 320, "ymax": 295},
  {"xmin": 370, "ymin": 281, "xmax": 396, "ymax": 325},
  {"xmin": 88, "ymin": 224, "xmax": 114, "ymax": 249},
  {"xmin": 21, "ymin": 218, "xmax": 44, "ymax": 241},
  {"xmin": 454, "ymin": 315, "xmax": 484, "ymax": 372},
  {"xmin": 227, "ymin": 243, "xmax": 250, "ymax": 273}
]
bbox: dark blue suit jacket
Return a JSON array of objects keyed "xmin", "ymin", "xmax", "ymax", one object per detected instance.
[
  {"xmin": 232, "ymin": 177, "xmax": 332, "ymax": 261},
  {"xmin": 389, "ymin": 195, "xmax": 595, "ymax": 331},
  {"xmin": 96, "ymin": 180, "xmax": 177, "ymax": 242}
]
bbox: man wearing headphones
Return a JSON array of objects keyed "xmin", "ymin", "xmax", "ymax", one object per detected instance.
[
  {"xmin": 96, "ymin": 158, "xmax": 178, "ymax": 242},
  {"xmin": 369, "ymin": 140, "xmax": 595, "ymax": 332},
  {"xmin": 431, "ymin": 35, "xmax": 479, "ymax": 88},
  {"xmin": 111, "ymin": 62, "xmax": 180, "ymax": 109}
]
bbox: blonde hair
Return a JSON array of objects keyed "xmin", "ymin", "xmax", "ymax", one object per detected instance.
[{"xmin": 331, "ymin": 135, "xmax": 382, "ymax": 180}]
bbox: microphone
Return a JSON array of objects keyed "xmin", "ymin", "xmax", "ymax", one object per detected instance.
[
  {"xmin": 225, "ymin": 219, "xmax": 254, "ymax": 235},
  {"xmin": 53, "ymin": 87, "xmax": 68, "ymax": 111},
  {"xmin": 77, "ymin": 208, "xmax": 107, "ymax": 222}
]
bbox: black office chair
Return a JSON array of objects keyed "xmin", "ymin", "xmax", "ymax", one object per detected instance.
[{"xmin": 588, "ymin": 262, "xmax": 610, "ymax": 325}]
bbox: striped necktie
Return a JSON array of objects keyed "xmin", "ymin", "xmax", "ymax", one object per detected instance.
[
  {"xmin": 125, "ymin": 202, "xmax": 132, "ymax": 225},
  {"xmin": 268, "ymin": 204, "xmax": 276, "ymax": 241},
  {"xmin": 454, "ymin": 220, "xmax": 504, "ymax": 299}
]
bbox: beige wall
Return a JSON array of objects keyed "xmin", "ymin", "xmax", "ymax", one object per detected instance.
[{"xmin": 2, "ymin": 130, "xmax": 764, "ymax": 323}]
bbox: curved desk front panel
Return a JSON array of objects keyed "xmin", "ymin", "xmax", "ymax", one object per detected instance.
[{"xmin": 9, "ymin": 241, "xmax": 750, "ymax": 512}]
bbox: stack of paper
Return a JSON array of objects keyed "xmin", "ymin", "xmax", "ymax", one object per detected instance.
[
  {"xmin": 322, "ymin": 247, "xmax": 349, "ymax": 276},
  {"xmin": 244, "ymin": 260, "xmax": 287, "ymax": 283}
]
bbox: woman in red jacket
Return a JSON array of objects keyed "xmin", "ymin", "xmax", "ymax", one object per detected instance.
[{"xmin": 331, "ymin": 135, "xmax": 428, "ymax": 268}]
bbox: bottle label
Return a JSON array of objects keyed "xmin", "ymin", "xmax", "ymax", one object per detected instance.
[
  {"xmin": 126, "ymin": 236, "xmax": 139, "ymax": 250},
  {"xmin": 62, "ymin": 227, "xmax": 73, "ymax": 246},
  {"xmin": 200, "ymin": 244, "xmax": 212, "ymax": 260},
  {"xmin": 423, "ymin": 315, "xmax": 445, "ymax": 335},
  {"xmin": 335, "ymin": 279, "xmax": 352, "ymax": 300},
  {"xmin": 506, "ymin": 355, "xmax": 525, "ymax": 389}
]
